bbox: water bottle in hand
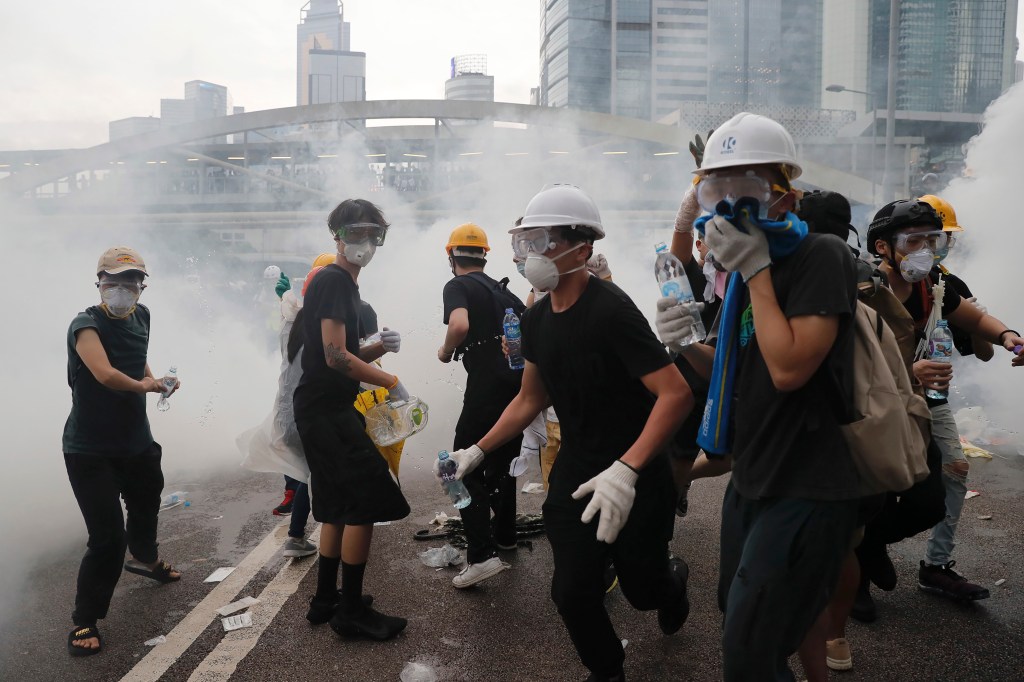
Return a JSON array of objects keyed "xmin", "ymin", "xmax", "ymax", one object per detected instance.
[
  {"xmin": 438, "ymin": 451, "xmax": 472, "ymax": 509},
  {"xmin": 157, "ymin": 365, "xmax": 178, "ymax": 412},
  {"xmin": 502, "ymin": 308, "xmax": 526, "ymax": 370},
  {"xmin": 654, "ymin": 242, "xmax": 706, "ymax": 345},
  {"xmin": 925, "ymin": 320, "xmax": 953, "ymax": 400}
]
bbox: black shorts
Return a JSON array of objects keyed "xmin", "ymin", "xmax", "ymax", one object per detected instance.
[{"xmin": 295, "ymin": 406, "xmax": 410, "ymax": 526}]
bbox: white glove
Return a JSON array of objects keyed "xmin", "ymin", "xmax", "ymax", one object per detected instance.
[
  {"xmin": 586, "ymin": 253, "xmax": 612, "ymax": 280},
  {"xmin": 380, "ymin": 327, "xmax": 401, "ymax": 353},
  {"xmin": 702, "ymin": 214, "xmax": 771, "ymax": 282},
  {"xmin": 571, "ymin": 460, "xmax": 639, "ymax": 544},
  {"xmin": 387, "ymin": 378, "xmax": 409, "ymax": 403},
  {"xmin": 655, "ymin": 297, "xmax": 705, "ymax": 353},
  {"xmin": 967, "ymin": 296, "xmax": 987, "ymax": 315},
  {"xmin": 432, "ymin": 445, "xmax": 485, "ymax": 481},
  {"xmin": 674, "ymin": 186, "xmax": 700, "ymax": 234}
]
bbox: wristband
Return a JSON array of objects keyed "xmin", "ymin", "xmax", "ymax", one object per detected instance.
[
  {"xmin": 998, "ymin": 329, "xmax": 1020, "ymax": 344},
  {"xmin": 386, "ymin": 375, "xmax": 399, "ymax": 390}
]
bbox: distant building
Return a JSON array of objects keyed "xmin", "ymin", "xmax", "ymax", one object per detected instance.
[
  {"xmin": 445, "ymin": 55, "xmax": 495, "ymax": 102},
  {"xmin": 159, "ymin": 80, "xmax": 233, "ymax": 143},
  {"xmin": 297, "ymin": 0, "xmax": 365, "ymax": 105},
  {"xmin": 108, "ymin": 117, "xmax": 161, "ymax": 141}
]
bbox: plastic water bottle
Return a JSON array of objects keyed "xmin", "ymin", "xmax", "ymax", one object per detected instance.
[
  {"xmin": 160, "ymin": 491, "xmax": 188, "ymax": 510},
  {"xmin": 925, "ymin": 320, "xmax": 953, "ymax": 400},
  {"xmin": 654, "ymin": 243, "xmax": 706, "ymax": 345},
  {"xmin": 502, "ymin": 308, "xmax": 526, "ymax": 370},
  {"xmin": 156, "ymin": 366, "xmax": 177, "ymax": 412},
  {"xmin": 437, "ymin": 451, "xmax": 472, "ymax": 509}
]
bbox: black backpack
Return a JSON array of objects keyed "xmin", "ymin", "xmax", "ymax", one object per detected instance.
[{"xmin": 457, "ymin": 271, "xmax": 526, "ymax": 386}]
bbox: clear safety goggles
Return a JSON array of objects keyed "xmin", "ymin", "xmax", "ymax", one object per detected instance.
[
  {"xmin": 332, "ymin": 222, "xmax": 387, "ymax": 246},
  {"xmin": 511, "ymin": 227, "xmax": 559, "ymax": 259},
  {"xmin": 695, "ymin": 172, "xmax": 789, "ymax": 213},
  {"xmin": 96, "ymin": 280, "xmax": 146, "ymax": 294},
  {"xmin": 894, "ymin": 230, "xmax": 953, "ymax": 254}
]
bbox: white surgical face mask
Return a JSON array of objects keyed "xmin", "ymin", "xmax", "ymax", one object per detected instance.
[
  {"xmin": 343, "ymin": 240, "xmax": 376, "ymax": 267},
  {"xmin": 524, "ymin": 243, "xmax": 586, "ymax": 292},
  {"xmin": 101, "ymin": 288, "xmax": 140, "ymax": 318},
  {"xmin": 898, "ymin": 248, "xmax": 934, "ymax": 283}
]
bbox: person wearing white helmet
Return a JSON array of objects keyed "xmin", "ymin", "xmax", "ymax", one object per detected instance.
[
  {"xmin": 656, "ymin": 112, "xmax": 863, "ymax": 681},
  {"xmin": 438, "ymin": 185, "xmax": 694, "ymax": 681}
]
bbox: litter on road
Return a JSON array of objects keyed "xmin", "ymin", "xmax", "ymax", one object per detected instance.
[
  {"xmin": 143, "ymin": 635, "xmax": 167, "ymax": 646},
  {"xmin": 965, "ymin": 491, "xmax": 981, "ymax": 499},
  {"xmin": 216, "ymin": 596, "xmax": 260, "ymax": 616},
  {"xmin": 221, "ymin": 612, "xmax": 253, "ymax": 632},
  {"xmin": 204, "ymin": 567, "xmax": 236, "ymax": 583}
]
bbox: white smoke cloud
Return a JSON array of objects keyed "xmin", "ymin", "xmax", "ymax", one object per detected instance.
[{"xmin": 940, "ymin": 81, "xmax": 1024, "ymax": 451}]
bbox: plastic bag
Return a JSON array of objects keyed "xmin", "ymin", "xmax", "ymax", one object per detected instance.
[
  {"xmin": 400, "ymin": 662, "xmax": 438, "ymax": 682},
  {"xmin": 418, "ymin": 544, "xmax": 464, "ymax": 568}
]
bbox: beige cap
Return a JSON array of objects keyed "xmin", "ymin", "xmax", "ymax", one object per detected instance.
[{"xmin": 97, "ymin": 246, "xmax": 148, "ymax": 276}]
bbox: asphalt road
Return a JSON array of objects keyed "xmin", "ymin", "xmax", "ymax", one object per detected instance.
[{"xmin": 2, "ymin": 447, "xmax": 1022, "ymax": 681}]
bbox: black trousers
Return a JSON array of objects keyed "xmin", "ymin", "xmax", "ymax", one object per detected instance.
[
  {"xmin": 861, "ymin": 436, "xmax": 946, "ymax": 549},
  {"xmin": 64, "ymin": 443, "xmax": 164, "ymax": 626},
  {"xmin": 454, "ymin": 409, "xmax": 521, "ymax": 564},
  {"xmin": 545, "ymin": 463, "xmax": 677, "ymax": 678}
]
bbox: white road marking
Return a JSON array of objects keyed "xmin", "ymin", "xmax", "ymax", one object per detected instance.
[
  {"xmin": 186, "ymin": 525, "xmax": 322, "ymax": 681},
  {"xmin": 120, "ymin": 521, "xmax": 290, "ymax": 682}
]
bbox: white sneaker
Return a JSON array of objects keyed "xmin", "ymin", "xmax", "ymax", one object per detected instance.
[
  {"xmin": 452, "ymin": 556, "xmax": 509, "ymax": 589},
  {"xmin": 282, "ymin": 536, "xmax": 318, "ymax": 558}
]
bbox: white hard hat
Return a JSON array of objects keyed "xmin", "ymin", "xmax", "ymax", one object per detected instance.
[
  {"xmin": 263, "ymin": 265, "xmax": 282, "ymax": 279},
  {"xmin": 697, "ymin": 112, "xmax": 802, "ymax": 180},
  {"xmin": 515, "ymin": 184, "xmax": 605, "ymax": 239}
]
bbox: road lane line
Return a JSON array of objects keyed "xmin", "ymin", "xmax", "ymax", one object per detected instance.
[
  {"xmin": 120, "ymin": 521, "xmax": 289, "ymax": 682},
  {"xmin": 186, "ymin": 525, "xmax": 322, "ymax": 681}
]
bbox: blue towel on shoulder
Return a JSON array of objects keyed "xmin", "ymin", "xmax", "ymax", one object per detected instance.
[{"xmin": 693, "ymin": 199, "xmax": 809, "ymax": 456}]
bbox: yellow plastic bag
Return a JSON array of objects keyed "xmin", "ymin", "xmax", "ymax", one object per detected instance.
[{"xmin": 353, "ymin": 388, "xmax": 405, "ymax": 476}]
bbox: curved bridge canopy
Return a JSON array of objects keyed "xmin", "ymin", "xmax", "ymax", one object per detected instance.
[{"xmin": 1, "ymin": 100, "xmax": 697, "ymax": 195}]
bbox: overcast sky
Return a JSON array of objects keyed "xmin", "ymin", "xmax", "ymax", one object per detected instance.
[{"xmin": 0, "ymin": 1, "xmax": 1021, "ymax": 149}]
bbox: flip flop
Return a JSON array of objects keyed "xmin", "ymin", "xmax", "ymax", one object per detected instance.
[
  {"xmin": 68, "ymin": 625, "xmax": 102, "ymax": 657},
  {"xmin": 124, "ymin": 560, "xmax": 181, "ymax": 584}
]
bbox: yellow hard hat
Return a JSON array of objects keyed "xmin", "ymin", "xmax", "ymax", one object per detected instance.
[
  {"xmin": 918, "ymin": 195, "xmax": 963, "ymax": 232},
  {"xmin": 446, "ymin": 223, "xmax": 490, "ymax": 255},
  {"xmin": 312, "ymin": 252, "xmax": 335, "ymax": 268}
]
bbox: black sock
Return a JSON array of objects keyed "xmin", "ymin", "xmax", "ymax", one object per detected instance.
[
  {"xmin": 315, "ymin": 554, "xmax": 341, "ymax": 600},
  {"xmin": 340, "ymin": 561, "xmax": 367, "ymax": 611}
]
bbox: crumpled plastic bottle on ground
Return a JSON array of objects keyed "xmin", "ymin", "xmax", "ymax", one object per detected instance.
[
  {"xmin": 400, "ymin": 662, "xmax": 438, "ymax": 682},
  {"xmin": 418, "ymin": 544, "xmax": 464, "ymax": 568}
]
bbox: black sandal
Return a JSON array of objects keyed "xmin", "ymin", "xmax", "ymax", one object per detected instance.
[
  {"xmin": 68, "ymin": 625, "xmax": 102, "ymax": 657},
  {"xmin": 124, "ymin": 559, "xmax": 181, "ymax": 583}
]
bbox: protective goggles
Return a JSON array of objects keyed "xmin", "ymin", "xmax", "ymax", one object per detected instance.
[
  {"xmin": 893, "ymin": 230, "xmax": 952, "ymax": 254},
  {"xmin": 96, "ymin": 280, "xmax": 145, "ymax": 294},
  {"xmin": 696, "ymin": 172, "xmax": 789, "ymax": 213},
  {"xmin": 511, "ymin": 227, "xmax": 559, "ymax": 259},
  {"xmin": 332, "ymin": 222, "xmax": 387, "ymax": 246}
]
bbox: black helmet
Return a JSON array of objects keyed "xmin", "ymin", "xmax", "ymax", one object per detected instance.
[
  {"xmin": 867, "ymin": 199, "xmax": 942, "ymax": 255},
  {"xmin": 798, "ymin": 190, "xmax": 854, "ymax": 241}
]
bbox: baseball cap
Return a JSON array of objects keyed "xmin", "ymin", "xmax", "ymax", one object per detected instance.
[{"xmin": 97, "ymin": 246, "xmax": 148, "ymax": 277}]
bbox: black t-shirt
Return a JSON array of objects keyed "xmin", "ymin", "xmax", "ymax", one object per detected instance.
[
  {"xmin": 936, "ymin": 269, "xmax": 975, "ymax": 356},
  {"xmin": 295, "ymin": 265, "xmax": 364, "ymax": 413},
  {"xmin": 442, "ymin": 272, "xmax": 521, "ymax": 409},
  {"xmin": 63, "ymin": 305, "xmax": 154, "ymax": 456},
  {"xmin": 521, "ymin": 277, "xmax": 674, "ymax": 500},
  {"xmin": 730, "ymin": 234, "xmax": 862, "ymax": 501}
]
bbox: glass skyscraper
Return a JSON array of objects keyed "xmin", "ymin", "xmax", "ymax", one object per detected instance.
[
  {"xmin": 539, "ymin": 0, "xmax": 652, "ymax": 119},
  {"xmin": 869, "ymin": 0, "xmax": 1013, "ymax": 114}
]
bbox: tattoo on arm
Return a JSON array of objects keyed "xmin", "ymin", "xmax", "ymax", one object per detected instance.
[{"xmin": 325, "ymin": 342, "xmax": 353, "ymax": 375}]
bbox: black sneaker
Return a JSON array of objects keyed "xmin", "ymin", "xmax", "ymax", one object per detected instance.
[
  {"xmin": 658, "ymin": 557, "xmax": 690, "ymax": 635},
  {"xmin": 850, "ymin": 578, "xmax": 877, "ymax": 624},
  {"xmin": 306, "ymin": 592, "xmax": 374, "ymax": 624},
  {"xmin": 918, "ymin": 561, "xmax": 990, "ymax": 602},
  {"xmin": 329, "ymin": 604, "xmax": 407, "ymax": 641}
]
